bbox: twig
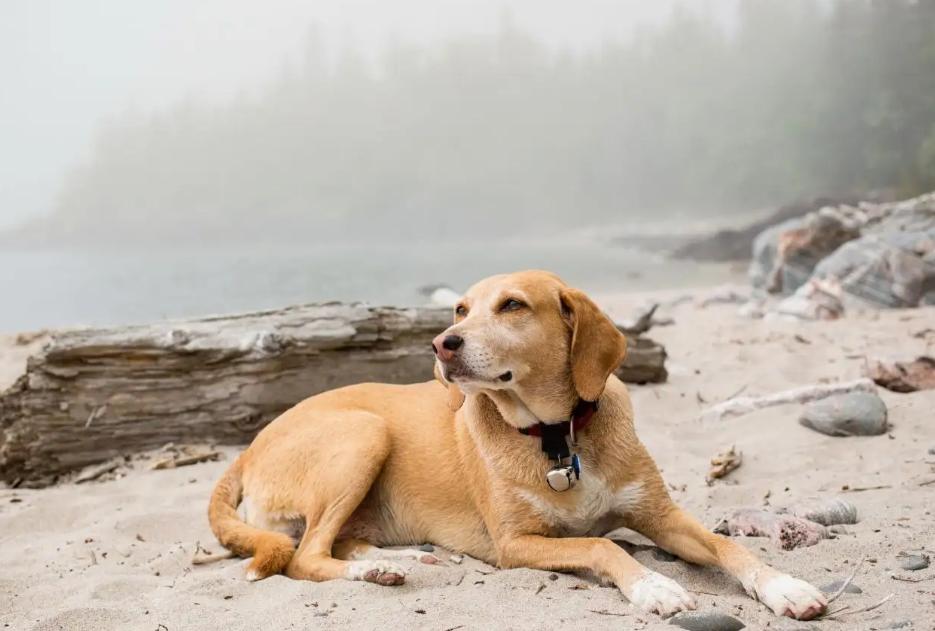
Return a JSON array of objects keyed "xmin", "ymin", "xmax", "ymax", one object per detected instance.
[
  {"xmin": 535, "ymin": 583, "xmax": 545, "ymax": 595},
  {"xmin": 699, "ymin": 378, "xmax": 876, "ymax": 422},
  {"xmin": 890, "ymin": 573, "xmax": 933, "ymax": 583},
  {"xmin": 824, "ymin": 593, "xmax": 894, "ymax": 620},
  {"xmin": 191, "ymin": 541, "xmax": 235, "ymax": 565},
  {"xmin": 827, "ymin": 557, "xmax": 864, "ymax": 604},
  {"xmin": 588, "ymin": 609, "xmax": 629, "ymax": 617},
  {"xmin": 841, "ymin": 484, "xmax": 892, "ymax": 493},
  {"xmin": 917, "ymin": 477, "xmax": 935, "ymax": 487},
  {"xmin": 75, "ymin": 461, "xmax": 119, "ymax": 484},
  {"xmin": 151, "ymin": 451, "xmax": 221, "ymax": 470}
]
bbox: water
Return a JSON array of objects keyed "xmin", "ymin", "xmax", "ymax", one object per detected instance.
[{"xmin": 0, "ymin": 241, "xmax": 736, "ymax": 332}]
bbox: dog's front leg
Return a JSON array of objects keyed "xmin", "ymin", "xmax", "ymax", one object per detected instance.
[
  {"xmin": 632, "ymin": 505, "xmax": 827, "ymax": 620},
  {"xmin": 497, "ymin": 534, "xmax": 696, "ymax": 616}
]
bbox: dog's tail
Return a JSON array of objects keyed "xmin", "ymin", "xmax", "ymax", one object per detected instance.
[{"xmin": 208, "ymin": 455, "xmax": 295, "ymax": 580}]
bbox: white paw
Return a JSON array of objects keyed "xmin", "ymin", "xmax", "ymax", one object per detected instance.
[
  {"xmin": 346, "ymin": 560, "xmax": 407, "ymax": 586},
  {"xmin": 750, "ymin": 573, "xmax": 827, "ymax": 620},
  {"xmin": 625, "ymin": 571, "xmax": 697, "ymax": 617}
]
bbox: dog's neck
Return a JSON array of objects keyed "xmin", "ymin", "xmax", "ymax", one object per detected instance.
[{"xmin": 482, "ymin": 387, "xmax": 577, "ymax": 430}]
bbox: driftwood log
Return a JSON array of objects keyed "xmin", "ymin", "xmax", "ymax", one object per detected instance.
[{"xmin": 0, "ymin": 303, "xmax": 666, "ymax": 486}]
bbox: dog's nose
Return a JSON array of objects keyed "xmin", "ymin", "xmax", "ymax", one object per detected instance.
[{"xmin": 432, "ymin": 333, "xmax": 463, "ymax": 361}]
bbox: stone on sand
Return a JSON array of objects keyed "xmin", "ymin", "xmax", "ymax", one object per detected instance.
[
  {"xmin": 669, "ymin": 612, "xmax": 745, "ymax": 631},
  {"xmin": 798, "ymin": 392, "xmax": 887, "ymax": 437}
]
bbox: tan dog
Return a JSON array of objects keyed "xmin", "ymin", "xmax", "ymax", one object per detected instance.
[{"xmin": 208, "ymin": 270, "xmax": 826, "ymax": 619}]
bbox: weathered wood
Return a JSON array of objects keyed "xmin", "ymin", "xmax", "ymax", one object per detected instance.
[{"xmin": 0, "ymin": 303, "xmax": 667, "ymax": 486}]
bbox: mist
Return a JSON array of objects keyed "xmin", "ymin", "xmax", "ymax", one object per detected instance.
[{"xmin": 2, "ymin": 0, "xmax": 934, "ymax": 329}]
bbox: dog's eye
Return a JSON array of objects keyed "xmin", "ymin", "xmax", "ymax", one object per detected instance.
[
  {"xmin": 499, "ymin": 298, "xmax": 525, "ymax": 312},
  {"xmin": 455, "ymin": 305, "xmax": 468, "ymax": 318}
]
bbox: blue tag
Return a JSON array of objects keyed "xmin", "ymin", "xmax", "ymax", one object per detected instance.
[{"xmin": 571, "ymin": 454, "xmax": 581, "ymax": 479}]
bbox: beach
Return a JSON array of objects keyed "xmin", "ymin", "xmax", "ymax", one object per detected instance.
[{"xmin": 1, "ymin": 291, "xmax": 933, "ymax": 630}]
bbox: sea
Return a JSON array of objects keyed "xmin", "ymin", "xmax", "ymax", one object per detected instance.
[{"xmin": 0, "ymin": 240, "xmax": 738, "ymax": 333}]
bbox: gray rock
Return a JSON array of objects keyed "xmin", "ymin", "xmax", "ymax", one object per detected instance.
[
  {"xmin": 652, "ymin": 547, "xmax": 679, "ymax": 562},
  {"xmin": 820, "ymin": 578, "xmax": 863, "ymax": 594},
  {"xmin": 888, "ymin": 622, "xmax": 912, "ymax": 629},
  {"xmin": 799, "ymin": 392, "xmax": 888, "ymax": 436},
  {"xmin": 928, "ymin": 447, "xmax": 935, "ymax": 455},
  {"xmin": 899, "ymin": 553, "xmax": 930, "ymax": 571},
  {"xmin": 669, "ymin": 612, "xmax": 745, "ymax": 631},
  {"xmin": 419, "ymin": 543, "xmax": 434, "ymax": 552}
]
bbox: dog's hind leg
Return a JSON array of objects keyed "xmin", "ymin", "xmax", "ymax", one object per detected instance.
[
  {"xmin": 283, "ymin": 412, "xmax": 405, "ymax": 585},
  {"xmin": 333, "ymin": 538, "xmax": 441, "ymax": 565}
]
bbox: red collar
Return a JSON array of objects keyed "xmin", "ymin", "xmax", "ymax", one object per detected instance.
[{"xmin": 518, "ymin": 400, "xmax": 598, "ymax": 438}]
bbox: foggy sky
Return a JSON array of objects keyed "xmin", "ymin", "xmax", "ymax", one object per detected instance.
[{"xmin": 0, "ymin": 0, "xmax": 737, "ymax": 229}]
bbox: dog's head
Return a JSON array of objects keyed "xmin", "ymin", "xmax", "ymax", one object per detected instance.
[{"xmin": 432, "ymin": 270, "xmax": 627, "ymax": 417}]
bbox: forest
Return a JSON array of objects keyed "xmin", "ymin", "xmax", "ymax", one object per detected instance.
[{"xmin": 29, "ymin": 0, "xmax": 935, "ymax": 243}]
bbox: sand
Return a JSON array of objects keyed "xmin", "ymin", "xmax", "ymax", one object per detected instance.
[{"xmin": 1, "ymin": 293, "xmax": 934, "ymax": 631}]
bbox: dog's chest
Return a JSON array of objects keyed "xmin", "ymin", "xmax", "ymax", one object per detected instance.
[{"xmin": 517, "ymin": 477, "xmax": 644, "ymax": 536}]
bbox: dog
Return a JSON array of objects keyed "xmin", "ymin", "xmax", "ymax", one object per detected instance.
[{"xmin": 208, "ymin": 270, "xmax": 826, "ymax": 619}]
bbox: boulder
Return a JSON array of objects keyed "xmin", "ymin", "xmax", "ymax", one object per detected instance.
[
  {"xmin": 751, "ymin": 191, "xmax": 935, "ymax": 313},
  {"xmin": 798, "ymin": 392, "xmax": 888, "ymax": 437}
]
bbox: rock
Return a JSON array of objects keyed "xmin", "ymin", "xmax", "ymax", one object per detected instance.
[
  {"xmin": 749, "ymin": 191, "xmax": 935, "ymax": 313},
  {"xmin": 418, "ymin": 543, "xmax": 435, "ymax": 553},
  {"xmin": 714, "ymin": 508, "xmax": 827, "ymax": 550},
  {"xmin": 887, "ymin": 621, "xmax": 912, "ymax": 629},
  {"xmin": 674, "ymin": 196, "xmax": 859, "ymax": 263},
  {"xmin": 898, "ymin": 553, "xmax": 930, "ymax": 571},
  {"xmin": 780, "ymin": 497, "xmax": 858, "ymax": 526},
  {"xmin": 669, "ymin": 612, "xmax": 745, "ymax": 631},
  {"xmin": 449, "ymin": 554, "xmax": 463, "ymax": 565},
  {"xmin": 809, "ymin": 225, "xmax": 935, "ymax": 308},
  {"xmin": 774, "ymin": 277, "xmax": 844, "ymax": 320},
  {"xmin": 652, "ymin": 547, "xmax": 678, "ymax": 562},
  {"xmin": 799, "ymin": 393, "xmax": 887, "ymax": 437},
  {"xmin": 752, "ymin": 206, "xmax": 862, "ymax": 295},
  {"xmin": 929, "ymin": 447, "xmax": 935, "ymax": 456},
  {"xmin": 866, "ymin": 356, "xmax": 935, "ymax": 393},
  {"xmin": 820, "ymin": 579, "xmax": 863, "ymax": 594}
]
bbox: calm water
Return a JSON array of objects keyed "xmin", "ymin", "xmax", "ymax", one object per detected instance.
[{"xmin": 0, "ymin": 241, "xmax": 735, "ymax": 332}]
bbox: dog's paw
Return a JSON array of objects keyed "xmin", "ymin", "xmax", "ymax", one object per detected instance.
[
  {"xmin": 347, "ymin": 560, "xmax": 407, "ymax": 586},
  {"xmin": 625, "ymin": 571, "xmax": 697, "ymax": 617},
  {"xmin": 749, "ymin": 572, "xmax": 826, "ymax": 620}
]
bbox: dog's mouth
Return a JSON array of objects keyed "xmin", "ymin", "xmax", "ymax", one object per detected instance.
[{"xmin": 441, "ymin": 362, "xmax": 513, "ymax": 386}]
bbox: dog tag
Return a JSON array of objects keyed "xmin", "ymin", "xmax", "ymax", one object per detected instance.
[{"xmin": 546, "ymin": 464, "xmax": 576, "ymax": 492}]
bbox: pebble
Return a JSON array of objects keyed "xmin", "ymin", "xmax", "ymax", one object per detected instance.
[
  {"xmin": 888, "ymin": 622, "xmax": 911, "ymax": 629},
  {"xmin": 669, "ymin": 612, "xmax": 745, "ymax": 631},
  {"xmin": 419, "ymin": 544, "xmax": 434, "ymax": 553},
  {"xmin": 449, "ymin": 554, "xmax": 463, "ymax": 565},
  {"xmin": 928, "ymin": 447, "xmax": 935, "ymax": 455},
  {"xmin": 898, "ymin": 553, "xmax": 930, "ymax": 571},
  {"xmin": 820, "ymin": 579, "xmax": 862, "ymax": 594},
  {"xmin": 652, "ymin": 547, "xmax": 679, "ymax": 562},
  {"xmin": 798, "ymin": 392, "xmax": 888, "ymax": 436}
]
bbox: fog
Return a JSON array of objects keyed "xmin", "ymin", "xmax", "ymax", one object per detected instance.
[
  {"xmin": 1, "ymin": 0, "xmax": 739, "ymax": 232},
  {"xmin": 1, "ymin": 0, "xmax": 934, "ymax": 329}
]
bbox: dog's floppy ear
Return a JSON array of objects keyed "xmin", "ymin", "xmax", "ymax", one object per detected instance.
[
  {"xmin": 434, "ymin": 362, "xmax": 466, "ymax": 411},
  {"xmin": 559, "ymin": 287, "xmax": 628, "ymax": 402}
]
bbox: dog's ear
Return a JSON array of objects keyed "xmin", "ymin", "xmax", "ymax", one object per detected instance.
[
  {"xmin": 559, "ymin": 287, "xmax": 628, "ymax": 402},
  {"xmin": 434, "ymin": 362, "xmax": 466, "ymax": 411}
]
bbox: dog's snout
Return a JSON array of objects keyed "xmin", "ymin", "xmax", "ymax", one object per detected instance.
[
  {"xmin": 442, "ymin": 335, "xmax": 463, "ymax": 351},
  {"xmin": 432, "ymin": 333, "xmax": 464, "ymax": 361}
]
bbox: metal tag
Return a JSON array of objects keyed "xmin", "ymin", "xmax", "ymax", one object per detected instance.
[{"xmin": 546, "ymin": 464, "xmax": 576, "ymax": 492}]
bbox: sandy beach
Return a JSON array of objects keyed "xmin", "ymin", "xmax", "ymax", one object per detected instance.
[{"xmin": 2, "ymin": 292, "xmax": 934, "ymax": 631}]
